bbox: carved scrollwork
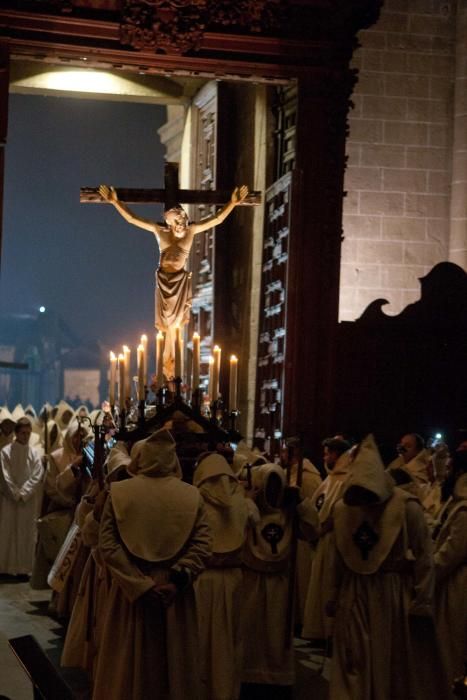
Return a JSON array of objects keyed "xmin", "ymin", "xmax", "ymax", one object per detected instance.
[{"xmin": 120, "ymin": 0, "xmax": 286, "ymax": 54}]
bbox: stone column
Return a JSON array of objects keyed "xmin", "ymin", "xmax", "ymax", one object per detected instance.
[
  {"xmin": 0, "ymin": 42, "xmax": 9, "ymax": 268},
  {"xmin": 449, "ymin": 2, "xmax": 467, "ymax": 268}
]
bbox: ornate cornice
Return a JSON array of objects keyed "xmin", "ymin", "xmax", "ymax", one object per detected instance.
[{"xmin": 120, "ymin": 0, "xmax": 286, "ymax": 55}]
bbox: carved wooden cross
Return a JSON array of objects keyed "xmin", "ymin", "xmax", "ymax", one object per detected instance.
[{"xmin": 80, "ymin": 162, "xmax": 261, "ymax": 209}]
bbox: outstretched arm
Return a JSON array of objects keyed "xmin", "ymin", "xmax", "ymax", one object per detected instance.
[
  {"xmin": 98, "ymin": 185, "xmax": 161, "ymax": 235},
  {"xmin": 192, "ymin": 185, "xmax": 249, "ymax": 235}
]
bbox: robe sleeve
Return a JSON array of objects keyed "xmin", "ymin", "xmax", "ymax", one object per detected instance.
[
  {"xmin": 18, "ymin": 451, "xmax": 44, "ymax": 502},
  {"xmin": 171, "ymin": 499, "xmax": 213, "ymax": 582},
  {"xmin": 0, "ymin": 450, "xmax": 20, "ymax": 500},
  {"xmin": 98, "ymin": 495, "xmax": 155, "ymax": 603},
  {"xmin": 434, "ymin": 507, "xmax": 467, "ymax": 582},
  {"xmin": 405, "ymin": 498, "xmax": 434, "ymax": 616},
  {"xmin": 297, "ymin": 497, "xmax": 320, "ymax": 542},
  {"xmin": 56, "ymin": 465, "xmax": 80, "ymax": 503},
  {"xmin": 45, "ymin": 455, "xmax": 74, "ymax": 508}
]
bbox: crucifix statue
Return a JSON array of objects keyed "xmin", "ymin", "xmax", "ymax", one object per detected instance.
[{"xmin": 81, "ymin": 163, "xmax": 260, "ymax": 381}]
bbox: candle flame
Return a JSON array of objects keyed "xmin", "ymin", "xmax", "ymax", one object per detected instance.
[
  {"xmin": 157, "ymin": 331, "xmax": 164, "ymax": 339},
  {"xmin": 123, "ymin": 345, "xmax": 130, "ymax": 352},
  {"xmin": 137, "ymin": 344, "xmax": 144, "ymax": 352},
  {"xmin": 110, "ymin": 351, "xmax": 116, "ymax": 361},
  {"xmin": 118, "ymin": 353, "xmax": 124, "ymax": 362},
  {"xmin": 213, "ymin": 345, "xmax": 221, "ymax": 352},
  {"xmin": 193, "ymin": 332, "xmax": 200, "ymax": 339},
  {"xmin": 208, "ymin": 356, "xmax": 215, "ymax": 365},
  {"xmin": 141, "ymin": 334, "xmax": 147, "ymax": 342},
  {"xmin": 230, "ymin": 355, "xmax": 238, "ymax": 362}
]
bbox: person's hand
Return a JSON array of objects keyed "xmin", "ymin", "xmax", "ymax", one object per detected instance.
[
  {"xmin": 231, "ymin": 185, "xmax": 249, "ymax": 205},
  {"xmin": 98, "ymin": 184, "xmax": 118, "ymax": 203},
  {"xmin": 152, "ymin": 582, "xmax": 177, "ymax": 608}
]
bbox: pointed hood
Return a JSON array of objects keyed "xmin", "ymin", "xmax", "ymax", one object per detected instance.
[
  {"xmin": 343, "ymin": 434, "xmax": 394, "ymax": 505},
  {"xmin": 232, "ymin": 439, "xmax": 267, "ymax": 474},
  {"xmin": 11, "ymin": 404, "xmax": 25, "ymax": 421},
  {"xmin": 128, "ymin": 428, "xmax": 182, "ymax": 478},
  {"xmin": 403, "ymin": 448, "xmax": 431, "ymax": 485},
  {"xmin": 105, "ymin": 441, "xmax": 132, "ymax": 482},
  {"xmin": 54, "ymin": 401, "xmax": 75, "ymax": 432},
  {"xmin": 194, "ymin": 453, "xmax": 238, "ymax": 508},
  {"xmin": 252, "ymin": 462, "xmax": 286, "ymax": 512}
]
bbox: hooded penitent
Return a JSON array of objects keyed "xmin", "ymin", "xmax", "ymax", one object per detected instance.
[
  {"xmin": 232, "ymin": 439, "xmax": 267, "ymax": 475},
  {"xmin": 54, "ymin": 401, "xmax": 75, "ymax": 433},
  {"xmin": 105, "ymin": 441, "xmax": 132, "ymax": 482},
  {"xmin": 243, "ymin": 463, "xmax": 292, "ymax": 571},
  {"xmin": 334, "ymin": 434, "xmax": 413, "ymax": 575},
  {"xmin": 111, "ymin": 429, "xmax": 201, "ymax": 562},
  {"xmin": 194, "ymin": 453, "xmax": 248, "ymax": 554}
]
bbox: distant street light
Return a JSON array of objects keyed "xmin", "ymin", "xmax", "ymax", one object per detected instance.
[{"xmin": 39, "ymin": 306, "xmax": 46, "ymax": 313}]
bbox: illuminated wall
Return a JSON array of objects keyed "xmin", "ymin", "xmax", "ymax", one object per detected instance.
[{"xmin": 340, "ymin": 0, "xmax": 459, "ymax": 321}]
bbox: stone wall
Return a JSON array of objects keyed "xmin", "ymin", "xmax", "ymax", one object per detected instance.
[{"xmin": 340, "ymin": 0, "xmax": 458, "ymax": 320}]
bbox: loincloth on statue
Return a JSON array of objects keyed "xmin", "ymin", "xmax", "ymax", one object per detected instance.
[{"xmin": 155, "ymin": 267, "xmax": 192, "ymax": 331}]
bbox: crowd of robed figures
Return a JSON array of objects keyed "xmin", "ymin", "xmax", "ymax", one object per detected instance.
[{"xmin": 0, "ymin": 399, "xmax": 466, "ymax": 700}]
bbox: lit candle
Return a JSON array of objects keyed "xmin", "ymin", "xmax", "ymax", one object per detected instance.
[
  {"xmin": 208, "ymin": 355, "xmax": 215, "ymax": 400},
  {"xmin": 140, "ymin": 334, "xmax": 148, "ymax": 384},
  {"xmin": 229, "ymin": 355, "xmax": 238, "ymax": 412},
  {"xmin": 123, "ymin": 345, "xmax": 131, "ymax": 402},
  {"xmin": 192, "ymin": 332, "xmax": 200, "ymax": 389},
  {"xmin": 212, "ymin": 345, "xmax": 221, "ymax": 400},
  {"xmin": 118, "ymin": 353, "xmax": 125, "ymax": 408},
  {"xmin": 174, "ymin": 326, "xmax": 182, "ymax": 378},
  {"xmin": 109, "ymin": 351, "xmax": 117, "ymax": 406},
  {"xmin": 156, "ymin": 331, "xmax": 164, "ymax": 387},
  {"xmin": 137, "ymin": 344, "xmax": 145, "ymax": 401}
]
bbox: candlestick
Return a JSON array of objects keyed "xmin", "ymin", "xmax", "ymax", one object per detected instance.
[
  {"xmin": 123, "ymin": 345, "xmax": 131, "ymax": 403},
  {"xmin": 192, "ymin": 332, "xmax": 200, "ymax": 389},
  {"xmin": 156, "ymin": 331, "xmax": 164, "ymax": 387},
  {"xmin": 137, "ymin": 344, "xmax": 145, "ymax": 401},
  {"xmin": 229, "ymin": 355, "xmax": 238, "ymax": 412},
  {"xmin": 109, "ymin": 351, "xmax": 117, "ymax": 406},
  {"xmin": 140, "ymin": 334, "xmax": 148, "ymax": 385},
  {"xmin": 174, "ymin": 325, "xmax": 182, "ymax": 378},
  {"xmin": 118, "ymin": 353, "xmax": 125, "ymax": 408},
  {"xmin": 212, "ymin": 345, "xmax": 221, "ymax": 400}
]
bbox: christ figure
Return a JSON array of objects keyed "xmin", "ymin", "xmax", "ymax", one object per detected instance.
[{"xmin": 98, "ymin": 183, "xmax": 249, "ymax": 380}]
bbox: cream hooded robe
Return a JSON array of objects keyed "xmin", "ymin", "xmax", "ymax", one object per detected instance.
[
  {"xmin": 302, "ymin": 448, "xmax": 353, "ymax": 642},
  {"xmin": 242, "ymin": 463, "xmax": 318, "ymax": 686},
  {"xmin": 328, "ymin": 435, "xmax": 446, "ymax": 700},
  {"xmin": 92, "ymin": 429, "xmax": 212, "ymax": 700},
  {"xmin": 434, "ymin": 471, "xmax": 467, "ymax": 688},
  {"xmin": 0, "ymin": 438, "xmax": 44, "ymax": 574},
  {"xmin": 193, "ymin": 453, "xmax": 253, "ymax": 700},
  {"xmin": 61, "ymin": 441, "xmax": 132, "ymax": 677}
]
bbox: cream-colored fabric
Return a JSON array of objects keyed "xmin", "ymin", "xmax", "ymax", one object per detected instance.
[
  {"xmin": 302, "ymin": 450, "xmax": 352, "ymax": 641},
  {"xmin": 194, "ymin": 453, "xmax": 250, "ymax": 700},
  {"xmin": 112, "ymin": 428, "xmax": 199, "ymax": 562},
  {"xmin": 0, "ymin": 441, "xmax": 44, "ymax": 574},
  {"xmin": 41, "ymin": 420, "xmax": 62, "ymax": 454},
  {"xmin": 232, "ymin": 439, "xmax": 266, "ymax": 474},
  {"xmin": 329, "ymin": 497, "xmax": 440, "ymax": 700},
  {"xmin": 11, "ymin": 404, "xmax": 25, "ymax": 421},
  {"xmin": 128, "ymin": 428, "xmax": 181, "ymax": 478},
  {"xmin": 111, "ymin": 475, "xmax": 200, "ymax": 562},
  {"xmin": 343, "ymin": 434, "xmax": 394, "ymax": 504},
  {"xmin": 334, "ymin": 488, "xmax": 411, "ymax": 575},
  {"xmin": 92, "ymin": 494, "xmax": 211, "ymax": 700},
  {"xmin": 434, "ymin": 472, "xmax": 467, "ymax": 684},
  {"xmin": 242, "ymin": 568, "xmax": 294, "ymax": 685},
  {"xmin": 194, "ymin": 453, "xmax": 249, "ymax": 554},
  {"xmin": 105, "ymin": 441, "xmax": 131, "ymax": 480},
  {"xmin": 54, "ymin": 401, "xmax": 75, "ymax": 432}
]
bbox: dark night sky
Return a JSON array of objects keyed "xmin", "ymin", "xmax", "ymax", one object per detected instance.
[{"xmin": 0, "ymin": 93, "xmax": 167, "ymax": 352}]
